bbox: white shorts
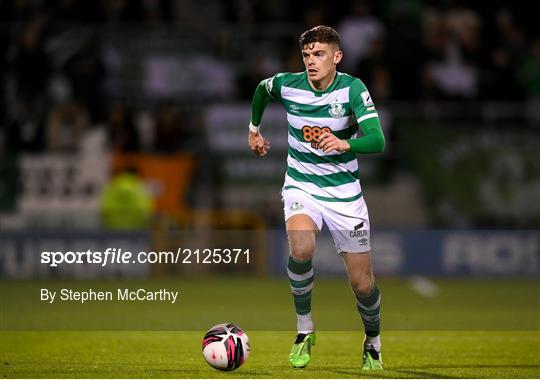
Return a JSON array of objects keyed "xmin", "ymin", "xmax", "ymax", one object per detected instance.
[{"xmin": 282, "ymin": 188, "xmax": 371, "ymax": 254}]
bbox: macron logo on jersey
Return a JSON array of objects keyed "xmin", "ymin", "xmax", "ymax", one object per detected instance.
[{"xmin": 361, "ymin": 90, "xmax": 374, "ymax": 107}]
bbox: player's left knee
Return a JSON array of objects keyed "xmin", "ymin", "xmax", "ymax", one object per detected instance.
[{"xmin": 350, "ymin": 277, "xmax": 375, "ymax": 297}]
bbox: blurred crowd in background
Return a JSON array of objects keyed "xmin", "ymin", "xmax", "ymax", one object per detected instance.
[
  {"xmin": 1, "ymin": 0, "xmax": 538, "ymax": 154},
  {"xmin": 0, "ymin": 0, "xmax": 539, "ymax": 230}
]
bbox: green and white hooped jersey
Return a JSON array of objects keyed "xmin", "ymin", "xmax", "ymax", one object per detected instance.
[{"xmin": 264, "ymin": 71, "xmax": 379, "ymax": 203}]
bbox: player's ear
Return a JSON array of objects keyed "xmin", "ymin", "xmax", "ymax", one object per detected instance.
[{"xmin": 333, "ymin": 49, "xmax": 343, "ymax": 65}]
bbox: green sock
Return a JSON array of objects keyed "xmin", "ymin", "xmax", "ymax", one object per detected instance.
[
  {"xmin": 287, "ymin": 255, "xmax": 314, "ymax": 316},
  {"xmin": 355, "ymin": 284, "xmax": 381, "ymax": 337}
]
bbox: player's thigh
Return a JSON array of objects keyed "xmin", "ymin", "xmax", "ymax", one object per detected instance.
[
  {"xmin": 341, "ymin": 251, "xmax": 375, "ymax": 296},
  {"xmin": 283, "ymin": 190, "xmax": 322, "ymax": 261},
  {"xmin": 286, "ymin": 214, "xmax": 318, "ymax": 261}
]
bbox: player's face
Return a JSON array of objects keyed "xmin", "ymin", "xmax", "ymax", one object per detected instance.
[{"xmin": 301, "ymin": 42, "xmax": 342, "ymax": 85}]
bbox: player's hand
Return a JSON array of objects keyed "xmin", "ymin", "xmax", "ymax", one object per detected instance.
[
  {"xmin": 318, "ymin": 130, "xmax": 350, "ymax": 153},
  {"xmin": 248, "ymin": 131, "xmax": 270, "ymax": 156}
]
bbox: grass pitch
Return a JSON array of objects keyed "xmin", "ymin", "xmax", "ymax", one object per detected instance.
[
  {"xmin": 2, "ymin": 330, "xmax": 539, "ymax": 378},
  {"xmin": 1, "ymin": 277, "xmax": 539, "ymax": 378}
]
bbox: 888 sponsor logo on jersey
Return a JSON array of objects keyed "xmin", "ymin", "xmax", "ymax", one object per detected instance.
[{"xmin": 301, "ymin": 125, "xmax": 332, "ymax": 149}]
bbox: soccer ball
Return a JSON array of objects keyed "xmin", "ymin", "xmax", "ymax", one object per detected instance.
[{"xmin": 202, "ymin": 323, "xmax": 250, "ymax": 371}]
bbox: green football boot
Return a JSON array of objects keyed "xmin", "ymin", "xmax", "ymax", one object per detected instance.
[
  {"xmin": 289, "ymin": 333, "xmax": 316, "ymax": 368},
  {"xmin": 362, "ymin": 348, "xmax": 383, "ymax": 370}
]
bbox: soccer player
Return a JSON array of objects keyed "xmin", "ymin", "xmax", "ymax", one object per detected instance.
[{"xmin": 248, "ymin": 26, "xmax": 385, "ymax": 370}]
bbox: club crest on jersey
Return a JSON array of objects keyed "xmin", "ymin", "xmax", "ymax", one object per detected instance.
[{"xmin": 328, "ymin": 101, "xmax": 345, "ymax": 118}]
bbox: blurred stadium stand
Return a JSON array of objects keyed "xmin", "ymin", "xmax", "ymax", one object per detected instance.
[{"xmin": 0, "ymin": 0, "xmax": 538, "ymax": 277}]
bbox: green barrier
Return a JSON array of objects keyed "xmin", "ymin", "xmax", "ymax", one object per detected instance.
[{"xmin": 401, "ymin": 123, "xmax": 540, "ymax": 227}]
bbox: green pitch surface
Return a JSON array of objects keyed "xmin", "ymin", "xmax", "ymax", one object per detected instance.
[
  {"xmin": 2, "ymin": 331, "xmax": 539, "ymax": 378},
  {"xmin": 1, "ymin": 277, "xmax": 539, "ymax": 378}
]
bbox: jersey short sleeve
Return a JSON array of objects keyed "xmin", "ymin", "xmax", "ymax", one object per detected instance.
[{"xmin": 349, "ymin": 79, "xmax": 379, "ymax": 125}]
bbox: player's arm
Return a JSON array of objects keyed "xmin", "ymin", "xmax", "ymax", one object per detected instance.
[
  {"xmin": 348, "ymin": 79, "xmax": 385, "ymax": 153},
  {"xmin": 319, "ymin": 80, "xmax": 385, "ymax": 154},
  {"xmin": 248, "ymin": 78, "xmax": 274, "ymax": 156},
  {"xmin": 318, "ymin": 117, "xmax": 384, "ymax": 154},
  {"xmin": 347, "ymin": 117, "xmax": 385, "ymax": 154}
]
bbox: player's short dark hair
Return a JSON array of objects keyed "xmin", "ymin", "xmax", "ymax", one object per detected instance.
[{"xmin": 299, "ymin": 25, "xmax": 341, "ymax": 50}]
